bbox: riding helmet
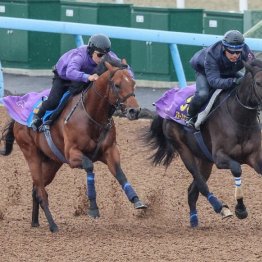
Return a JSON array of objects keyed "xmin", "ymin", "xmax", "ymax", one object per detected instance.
[
  {"xmin": 87, "ymin": 34, "xmax": 111, "ymax": 55},
  {"xmin": 222, "ymin": 30, "xmax": 245, "ymax": 51}
]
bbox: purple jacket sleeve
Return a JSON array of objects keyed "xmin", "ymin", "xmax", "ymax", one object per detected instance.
[{"xmin": 65, "ymin": 52, "xmax": 89, "ymax": 82}]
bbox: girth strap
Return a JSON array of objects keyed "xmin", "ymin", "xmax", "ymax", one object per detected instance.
[
  {"xmin": 42, "ymin": 125, "xmax": 68, "ymax": 163},
  {"xmin": 194, "ymin": 131, "xmax": 213, "ymax": 162}
]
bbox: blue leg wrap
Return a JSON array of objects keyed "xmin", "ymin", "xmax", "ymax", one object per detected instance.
[
  {"xmin": 86, "ymin": 172, "xmax": 96, "ymax": 200},
  {"xmin": 190, "ymin": 210, "xmax": 198, "ymax": 227},
  {"xmin": 123, "ymin": 182, "xmax": 137, "ymax": 201},
  {"xmin": 208, "ymin": 193, "xmax": 222, "ymax": 213}
]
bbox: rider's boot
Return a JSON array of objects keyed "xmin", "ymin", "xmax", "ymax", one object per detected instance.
[
  {"xmin": 31, "ymin": 105, "xmax": 45, "ymax": 131},
  {"xmin": 186, "ymin": 100, "xmax": 199, "ymax": 128}
]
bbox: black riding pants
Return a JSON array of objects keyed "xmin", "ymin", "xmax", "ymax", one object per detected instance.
[
  {"xmin": 38, "ymin": 72, "xmax": 81, "ymax": 118},
  {"xmin": 187, "ymin": 72, "xmax": 211, "ymax": 117}
]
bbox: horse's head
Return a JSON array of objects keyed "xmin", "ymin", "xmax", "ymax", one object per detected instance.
[{"xmin": 103, "ymin": 61, "xmax": 140, "ymax": 120}]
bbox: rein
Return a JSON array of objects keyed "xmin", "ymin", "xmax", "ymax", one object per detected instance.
[
  {"xmin": 226, "ymin": 71, "xmax": 262, "ymax": 128},
  {"xmin": 79, "ymin": 67, "xmax": 134, "ymax": 160},
  {"xmin": 235, "ymin": 69, "xmax": 262, "ymax": 111}
]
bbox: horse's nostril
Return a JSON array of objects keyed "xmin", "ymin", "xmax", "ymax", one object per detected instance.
[
  {"xmin": 128, "ymin": 108, "xmax": 135, "ymax": 115},
  {"xmin": 127, "ymin": 108, "xmax": 139, "ymax": 119}
]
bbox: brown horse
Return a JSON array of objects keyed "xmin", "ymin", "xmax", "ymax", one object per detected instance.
[
  {"xmin": 0, "ymin": 57, "xmax": 146, "ymax": 232},
  {"xmin": 144, "ymin": 59, "xmax": 262, "ymax": 227}
]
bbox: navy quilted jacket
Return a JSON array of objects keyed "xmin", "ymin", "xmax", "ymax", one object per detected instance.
[{"xmin": 190, "ymin": 41, "xmax": 255, "ymax": 89}]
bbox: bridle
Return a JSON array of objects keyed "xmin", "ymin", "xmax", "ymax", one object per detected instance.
[
  {"xmin": 79, "ymin": 66, "xmax": 135, "ymax": 129},
  {"xmin": 93, "ymin": 68, "xmax": 135, "ymax": 112},
  {"xmin": 235, "ymin": 69, "xmax": 262, "ymax": 111},
  {"xmin": 79, "ymin": 66, "xmax": 136, "ymax": 160}
]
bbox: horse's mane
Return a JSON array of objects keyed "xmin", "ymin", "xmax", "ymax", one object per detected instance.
[{"xmin": 94, "ymin": 54, "xmax": 128, "ymax": 75}]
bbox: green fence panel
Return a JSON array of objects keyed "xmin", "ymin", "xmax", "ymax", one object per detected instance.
[
  {"xmin": 244, "ymin": 10, "xmax": 262, "ymax": 32},
  {"xmin": 60, "ymin": 1, "xmax": 132, "ymax": 62},
  {"xmin": 204, "ymin": 11, "xmax": 243, "ymax": 35},
  {"xmin": 169, "ymin": 9, "xmax": 203, "ymax": 81},
  {"xmin": 131, "ymin": 7, "xmax": 203, "ymax": 82},
  {"xmin": 0, "ymin": 0, "xmax": 60, "ymax": 69}
]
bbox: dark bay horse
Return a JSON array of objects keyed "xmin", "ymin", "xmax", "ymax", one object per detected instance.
[
  {"xmin": 0, "ymin": 58, "xmax": 146, "ymax": 232},
  {"xmin": 144, "ymin": 59, "xmax": 262, "ymax": 227}
]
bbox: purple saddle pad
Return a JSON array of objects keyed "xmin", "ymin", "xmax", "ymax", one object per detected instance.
[
  {"xmin": 154, "ymin": 84, "xmax": 196, "ymax": 125},
  {"xmin": 2, "ymin": 88, "xmax": 51, "ymax": 126}
]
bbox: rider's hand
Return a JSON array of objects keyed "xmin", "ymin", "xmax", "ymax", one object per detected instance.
[
  {"xmin": 88, "ymin": 74, "xmax": 99, "ymax": 81},
  {"xmin": 233, "ymin": 76, "xmax": 244, "ymax": 86}
]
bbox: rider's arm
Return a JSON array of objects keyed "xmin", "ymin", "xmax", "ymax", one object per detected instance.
[
  {"xmin": 66, "ymin": 52, "xmax": 90, "ymax": 83},
  {"xmin": 204, "ymin": 53, "xmax": 234, "ymax": 90}
]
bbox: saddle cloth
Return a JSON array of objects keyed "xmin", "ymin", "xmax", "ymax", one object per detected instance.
[
  {"xmin": 155, "ymin": 85, "xmax": 223, "ymax": 129},
  {"xmin": 2, "ymin": 88, "xmax": 70, "ymax": 127}
]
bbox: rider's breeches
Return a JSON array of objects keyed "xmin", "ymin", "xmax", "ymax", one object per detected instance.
[
  {"xmin": 188, "ymin": 73, "xmax": 211, "ymax": 117},
  {"xmin": 38, "ymin": 75, "xmax": 71, "ymax": 118}
]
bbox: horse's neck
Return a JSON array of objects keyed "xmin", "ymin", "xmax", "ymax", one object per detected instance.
[
  {"xmin": 237, "ymin": 77, "xmax": 253, "ymax": 106},
  {"xmin": 84, "ymin": 79, "xmax": 113, "ymax": 122},
  {"xmin": 226, "ymin": 81, "xmax": 258, "ymax": 125}
]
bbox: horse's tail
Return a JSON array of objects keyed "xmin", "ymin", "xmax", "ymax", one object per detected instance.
[
  {"xmin": 0, "ymin": 120, "xmax": 15, "ymax": 156},
  {"xmin": 144, "ymin": 115, "xmax": 177, "ymax": 168}
]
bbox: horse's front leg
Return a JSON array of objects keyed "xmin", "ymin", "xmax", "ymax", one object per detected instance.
[
  {"xmin": 105, "ymin": 147, "xmax": 147, "ymax": 209},
  {"xmin": 215, "ymin": 153, "xmax": 248, "ymax": 219},
  {"xmin": 82, "ymin": 156, "xmax": 100, "ymax": 218}
]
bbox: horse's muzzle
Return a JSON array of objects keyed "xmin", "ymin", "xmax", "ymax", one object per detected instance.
[{"xmin": 126, "ymin": 107, "xmax": 141, "ymax": 120}]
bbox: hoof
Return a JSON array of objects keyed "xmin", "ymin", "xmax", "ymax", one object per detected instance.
[
  {"xmin": 88, "ymin": 208, "xmax": 100, "ymax": 218},
  {"xmin": 190, "ymin": 217, "xmax": 198, "ymax": 228},
  {"xmin": 134, "ymin": 200, "xmax": 147, "ymax": 209},
  {"xmin": 31, "ymin": 222, "xmax": 40, "ymax": 228},
  {"xmin": 221, "ymin": 205, "xmax": 233, "ymax": 219},
  {"xmin": 235, "ymin": 207, "xmax": 248, "ymax": 219},
  {"xmin": 50, "ymin": 224, "xmax": 59, "ymax": 233},
  {"xmin": 190, "ymin": 212, "xmax": 198, "ymax": 227}
]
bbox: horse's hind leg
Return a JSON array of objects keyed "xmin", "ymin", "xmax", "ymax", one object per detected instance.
[
  {"xmin": 178, "ymin": 147, "xmax": 224, "ymax": 218},
  {"xmin": 188, "ymin": 161, "xmax": 232, "ymax": 227},
  {"xmin": 29, "ymin": 159, "xmax": 61, "ymax": 232},
  {"xmin": 82, "ymin": 156, "xmax": 100, "ymax": 218},
  {"xmin": 188, "ymin": 181, "xmax": 200, "ymax": 227},
  {"xmin": 31, "ymin": 187, "xmax": 40, "ymax": 227}
]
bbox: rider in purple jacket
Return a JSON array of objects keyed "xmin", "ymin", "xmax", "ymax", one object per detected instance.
[
  {"xmin": 186, "ymin": 30, "xmax": 255, "ymax": 127},
  {"xmin": 31, "ymin": 33, "xmax": 133, "ymax": 131}
]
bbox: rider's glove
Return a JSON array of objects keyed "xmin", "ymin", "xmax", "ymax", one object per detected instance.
[{"xmin": 233, "ymin": 76, "xmax": 244, "ymax": 86}]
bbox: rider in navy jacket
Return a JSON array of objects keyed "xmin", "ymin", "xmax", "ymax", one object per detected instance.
[{"xmin": 186, "ymin": 30, "xmax": 255, "ymax": 127}]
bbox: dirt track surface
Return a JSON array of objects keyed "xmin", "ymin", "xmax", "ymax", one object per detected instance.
[{"xmin": 0, "ymin": 106, "xmax": 262, "ymax": 262}]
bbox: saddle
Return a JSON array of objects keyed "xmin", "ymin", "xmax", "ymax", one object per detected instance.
[{"xmin": 28, "ymin": 91, "xmax": 72, "ymax": 131}]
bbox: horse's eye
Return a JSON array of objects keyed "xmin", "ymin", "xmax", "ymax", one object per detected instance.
[
  {"xmin": 256, "ymin": 81, "xmax": 262, "ymax": 87},
  {"xmin": 115, "ymin": 84, "xmax": 120, "ymax": 89}
]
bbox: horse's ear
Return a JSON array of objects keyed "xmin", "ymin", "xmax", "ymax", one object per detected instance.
[
  {"xmin": 243, "ymin": 60, "xmax": 253, "ymax": 75},
  {"xmin": 105, "ymin": 61, "xmax": 113, "ymax": 71},
  {"xmin": 121, "ymin": 58, "xmax": 127, "ymax": 65}
]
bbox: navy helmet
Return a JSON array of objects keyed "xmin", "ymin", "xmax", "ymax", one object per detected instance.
[{"xmin": 222, "ymin": 30, "xmax": 245, "ymax": 51}]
